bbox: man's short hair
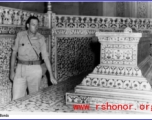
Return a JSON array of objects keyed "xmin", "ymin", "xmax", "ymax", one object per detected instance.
[{"xmin": 25, "ymin": 16, "xmax": 39, "ymax": 30}]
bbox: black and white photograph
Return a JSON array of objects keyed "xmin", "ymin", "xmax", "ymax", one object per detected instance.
[{"xmin": 0, "ymin": 2, "xmax": 152, "ymax": 118}]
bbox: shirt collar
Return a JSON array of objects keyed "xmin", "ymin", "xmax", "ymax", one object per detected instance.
[{"xmin": 26, "ymin": 30, "xmax": 39, "ymax": 39}]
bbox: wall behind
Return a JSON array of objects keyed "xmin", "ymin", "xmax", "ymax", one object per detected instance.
[
  {"xmin": 1, "ymin": 2, "xmax": 152, "ymax": 18},
  {"xmin": 0, "ymin": 2, "xmax": 116, "ymax": 16},
  {"xmin": 0, "ymin": 2, "xmax": 46, "ymax": 13},
  {"xmin": 0, "ymin": 2, "xmax": 126, "ymax": 17},
  {"xmin": 0, "ymin": 2, "xmax": 80, "ymax": 15},
  {"xmin": 79, "ymin": 2, "xmax": 99, "ymax": 16},
  {"xmin": 52, "ymin": 2, "xmax": 79, "ymax": 15}
]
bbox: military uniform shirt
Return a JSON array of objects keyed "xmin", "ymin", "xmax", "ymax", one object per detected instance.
[{"xmin": 12, "ymin": 31, "xmax": 49, "ymax": 61}]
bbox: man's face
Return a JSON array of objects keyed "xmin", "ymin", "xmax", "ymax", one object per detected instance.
[{"xmin": 28, "ymin": 19, "xmax": 39, "ymax": 34}]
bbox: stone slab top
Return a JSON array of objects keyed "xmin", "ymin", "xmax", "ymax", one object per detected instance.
[{"xmin": 95, "ymin": 32, "xmax": 142, "ymax": 37}]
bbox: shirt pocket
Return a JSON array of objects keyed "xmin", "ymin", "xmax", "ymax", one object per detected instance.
[{"xmin": 18, "ymin": 41, "xmax": 27, "ymax": 56}]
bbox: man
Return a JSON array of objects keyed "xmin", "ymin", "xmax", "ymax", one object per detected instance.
[{"xmin": 10, "ymin": 16, "xmax": 57, "ymax": 100}]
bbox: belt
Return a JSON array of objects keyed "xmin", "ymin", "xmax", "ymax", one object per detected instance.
[{"xmin": 18, "ymin": 60, "xmax": 41, "ymax": 65}]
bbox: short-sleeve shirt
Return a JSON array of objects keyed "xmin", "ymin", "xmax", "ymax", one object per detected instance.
[{"xmin": 12, "ymin": 31, "xmax": 49, "ymax": 61}]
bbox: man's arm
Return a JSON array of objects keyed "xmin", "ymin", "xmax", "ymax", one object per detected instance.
[
  {"xmin": 41, "ymin": 37, "xmax": 57, "ymax": 84},
  {"xmin": 43, "ymin": 57, "xmax": 57, "ymax": 84},
  {"xmin": 10, "ymin": 51, "xmax": 17, "ymax": 80}
]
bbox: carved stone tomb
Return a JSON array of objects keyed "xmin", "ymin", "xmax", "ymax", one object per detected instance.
[{"xmin": 66, "ymin": 29, "xmax": 152, "ymax": 113}]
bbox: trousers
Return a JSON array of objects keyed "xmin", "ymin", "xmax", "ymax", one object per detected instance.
[{"xmin": 13, "ymin": 64, "xmax": 42, "ymax": 100}]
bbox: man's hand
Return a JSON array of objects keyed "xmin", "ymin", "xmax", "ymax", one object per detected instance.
[
  {"xmin": 10, "ymin": 71, "xmax": 15, "ymax": 81},
  {"xmin": 50, "ymin": 76, "xmax": 57, "ymax": 85},
  {"xmin": 43, "ymin": 56, "xmax": 57, "ymax": 85}
]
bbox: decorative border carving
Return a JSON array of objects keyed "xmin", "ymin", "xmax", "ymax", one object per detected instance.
[
  {"xmin": 55, "ymin": 29, "xmax": 98, "ymax": 35},
  {"xmin": 0, "ymin": 26, "xmax": 51, "ymax": 35},
  {"xmin": 0, "ymin": 6, "xmax": 48, "ymax": 27},
  {"xmin": 81, "ymin": 76, "xmax": 151, "ymax": 90},
  {"xmin": 55, "ymin": 15, "xmax": 152, "ymax": 33},
  {"xmin": 93, "ymin": 65, "xmax": 142, "ymax": 77}
]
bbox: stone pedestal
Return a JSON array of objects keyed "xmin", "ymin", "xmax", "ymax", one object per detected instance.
[{"xmin": 66, "ymin": 28, "xmax": 152, "ymax": 113}]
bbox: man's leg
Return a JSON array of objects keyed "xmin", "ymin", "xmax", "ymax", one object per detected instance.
[
  {"xmin": 13, "ymin": 65, "xmax": 27, "ymax": 100},
  {"xmin": 13, "ymin": 78, "xmax": 27, "ymax": 100},
  {"xmin": 27, "ymin": 65, "xmax": 42, "ymax": 94}
]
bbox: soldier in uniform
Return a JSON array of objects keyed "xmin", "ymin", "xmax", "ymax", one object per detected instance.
[{"xmin": 10, "ymin": 16, "xmax": 57, "ymax": 100}]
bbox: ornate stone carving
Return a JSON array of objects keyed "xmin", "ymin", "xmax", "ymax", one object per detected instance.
[
  {"xmin": 83, "ymin": 31, "xmax": 150, "ymax": 90},
  {"xmin": 13, "ymin": 10, "xmax": 21, "ymax": 25},
  {"xmin": 93, "ymin": 65, "xmax": 142, "ymax": 77},
  {"xmin": 0, "ymin": 6, "xmax": 46, "ymax": 27},
  {"xmin": 57, "ymin": 37, "xmax": 94, "ymax": 81},
  {"xmin": 55, "ymin": 15, "xmax": 152, "ymax": 33},
  {"xmin": 95, "ymin": 32, "xmax": 141, "ymax": 67},
  {"xmin": 44, "ymin": 14, "xmax": 49, "ymax": 28},
  {"xmin": 55, "ymin": 29, "xmax": 98, "ymax": 35},
  {"xmin": 81, "ymin": 76, "xmax": 150, "ymax": 90},
  {"xmin": 0, "ymin": 36, "xmax": 15, "ymax": 106},
  {"xmin": 0, "ymin": 26, "xmax": 51, "ymax": 35},
  {"xmin": 51, "ymin": 13, "xmax": 57, "ymax": 78},
  {"xmin": 124, "ymin": 27, "xmax": 133, "ymax": 33},
  {"xmin": 66, "ymin": 29, "xmax": 152, "ymax": 113},
  {"xmin": 53, "ymin": 13, "xmax": 152, "ymax": 83}
]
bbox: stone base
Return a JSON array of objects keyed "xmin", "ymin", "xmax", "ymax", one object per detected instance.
[
  {"xmin": 81, "ymin": 74, "xmax": 151, "ymax": 91},
  {"xmin": 65, "ymin": 64, "xmax": 152, "ymax": 113},
  {"xmin": 65, "ymin": 31, "xmax": 152, "ymax": 113},
  {"xmin": 65, "ymin": 71, "xmax": 152, "ymax": 113},
  {"xmin": 66, "ymin": 86, "xmax": 152, "ymax": 113}
]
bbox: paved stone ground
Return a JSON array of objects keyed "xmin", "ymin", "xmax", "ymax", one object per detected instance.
[
  {"xmin": 0, "ymin": 72, "xmax": 87, "ymax": 112},
  {"xmin": 0, "ymin": 72, "xmax": 148, "ymax": 114}
]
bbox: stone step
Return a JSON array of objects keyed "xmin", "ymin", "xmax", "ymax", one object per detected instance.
[
  {"xmin": 76, "ymin": 85, "xmax": 152, "ymax": 95},
  {"xmin": 88, "ymin": 73, "xmax": 147, "ymax": 81},
  {"xmin": 75, "ymin": 85, "xmax": 152, "ymax": 101}
]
